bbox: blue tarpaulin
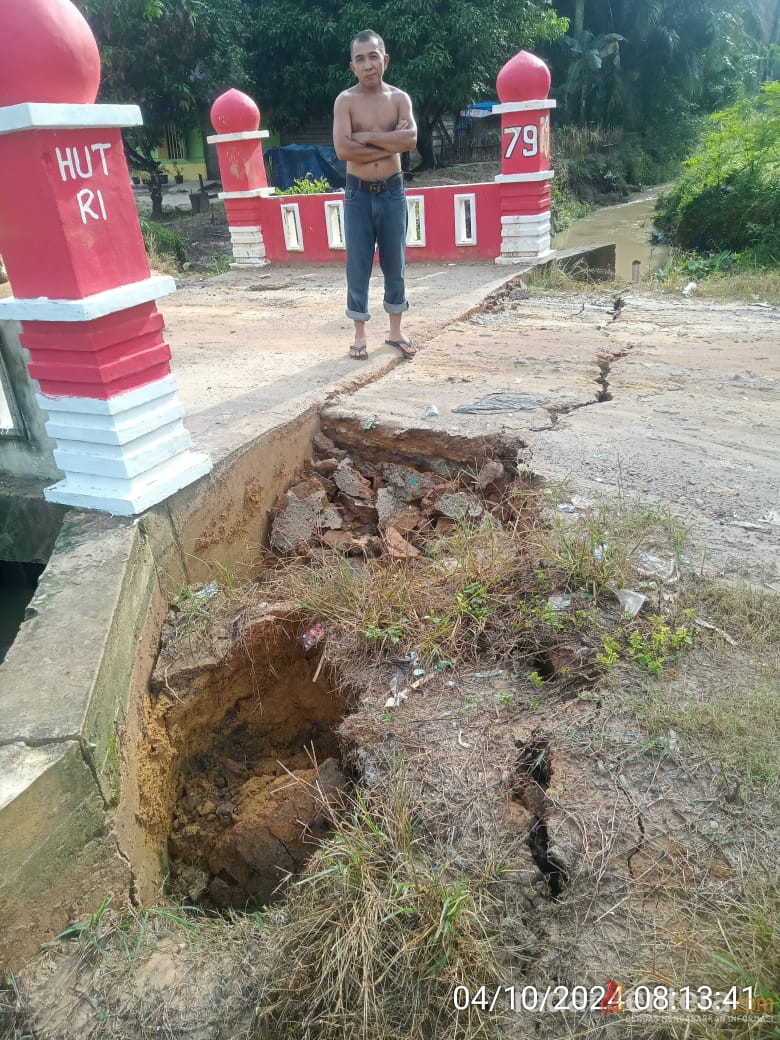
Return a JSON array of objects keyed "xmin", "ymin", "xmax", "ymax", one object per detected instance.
[{"xmin": 265, "ymin": 145, "xmax": 346, "ymax": 191}]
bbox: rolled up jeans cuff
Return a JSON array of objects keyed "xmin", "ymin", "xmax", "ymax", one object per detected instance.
[
  {"xmin": 346, "ymin": 307, "xmax": 371, "ymax": 321},
  {"xmin": 383, "ymin": 300, "xmax": 409, "ymax": 315}
]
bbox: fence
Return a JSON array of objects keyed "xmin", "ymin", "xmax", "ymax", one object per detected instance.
[{"xmin": 252, "ymin": 182, "xmax": 503, "ymax": 264}]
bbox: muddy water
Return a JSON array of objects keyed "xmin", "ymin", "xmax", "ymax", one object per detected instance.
[{"xmin": 553, "ymin": 188, "xmax": 671, "ymax": 281}]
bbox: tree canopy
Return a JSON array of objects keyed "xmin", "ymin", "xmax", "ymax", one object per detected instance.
[
  {"xmin": 246, "ymin": 0, "xmax": 567, "ymax": 166},
  {"xmin": 544, "ymin": 0, "xmax": 773, "ymax": 136},
  {"xmin": 76, "ymin": 0, "xmax": 251, "ymax": 161}
]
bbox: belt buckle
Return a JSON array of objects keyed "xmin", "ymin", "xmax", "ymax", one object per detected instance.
[{"xmin": 368, "ymin": 180, "xmax": 384, "ymax": 193}]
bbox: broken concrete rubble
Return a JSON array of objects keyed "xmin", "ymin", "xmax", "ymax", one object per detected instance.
[{"xmin": 268, "ymin": 418, "xmax": 523, "ymax": 560}]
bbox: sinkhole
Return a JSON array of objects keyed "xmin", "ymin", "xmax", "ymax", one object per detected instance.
[{"xmin": 150, "ymin": 620, "xmax": 354, "ymax": 910}]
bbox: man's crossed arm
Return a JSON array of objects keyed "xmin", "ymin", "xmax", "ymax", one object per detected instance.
[{"xmin": 333, "ymin": 94, "xmax": 417, "ymax": 162}]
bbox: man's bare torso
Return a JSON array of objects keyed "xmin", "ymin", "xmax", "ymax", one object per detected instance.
[{"xmin": 341, "ymin": 84, "xmax": 404, "ymax": 179}]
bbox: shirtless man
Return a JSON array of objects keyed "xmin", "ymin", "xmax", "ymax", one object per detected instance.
[{"xmin": 333, "ymin": 30, "xmax": 418, "ymax": 360}]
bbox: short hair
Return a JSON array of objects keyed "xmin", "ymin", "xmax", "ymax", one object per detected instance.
[{"xmin": 350, "ymin": 30, "xmax": 385, "ymax": 58}]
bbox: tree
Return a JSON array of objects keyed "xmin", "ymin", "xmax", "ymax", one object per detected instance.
[
  {"xmin": 543, "ymin": 0, "xmax": 767, "ymax": 165},
  {"xmin": 561, "ymin": 31, "xmax": 624, "ymax": 125},
  {"xmin": 76, "ymin": 0, "xmax": 252, "ymax": 216},
  {"xmin": 655, "ymin": 82, "xmax": 780, "ymax": 256},
  {"xmin": 248, "ymin": 0, "xmax": 567, "ymax": 168}
]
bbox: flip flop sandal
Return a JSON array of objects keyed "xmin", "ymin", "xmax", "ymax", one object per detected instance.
[
  {"xmin": 385, "ymin": 337, "xmax": 416, "ymax": 359},
  {"xmin": 349, "ymin": 344, "xmax": 368, "ymax": 360}
]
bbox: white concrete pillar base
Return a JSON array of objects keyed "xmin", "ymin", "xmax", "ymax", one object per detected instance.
[
  {"xmin": 228, "ymin": 225, "xmax": 268, "ymax": 267},
  {"xmin": 498, "ymin": 211, "xmax": 552, "ymax": 261},
  {"xmin": 43, "ymin": 452, "xmax": 211, "ymax": 515},
  {"xmin": 37, "ymin": 374, "xmax": 212, "ymax": 515}
]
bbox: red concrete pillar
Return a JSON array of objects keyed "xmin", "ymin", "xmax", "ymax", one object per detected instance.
[
  {"xmin": 0, "ymin": 0, "xmax": 210, "ymax": 515},
  {"xmin": 494, "ymin": 51, "xmax": 556, "ymax": 263},
  {"xmin": 208, "ymin": 89, "xmax": 274, "ymax": 267}
]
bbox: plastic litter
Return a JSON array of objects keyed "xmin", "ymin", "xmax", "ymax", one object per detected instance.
[
  {"xmin": 694, "ymin": 617, "xmax": 737, "ymax": 647},
  {"xmin": 385, "ymin": 667, "xmax": 435, "ymax": 709},
  {"xmin": 615, "ymin": 588, "xmax": 647, "ymax": 617},
  {"xmin": 194, "ymin": 581, "xmax": 218, "ymax": 599},
  {"xmin": 301, "ymin": 623, "xmax": 325, "ymax": 652},
  {"xmin": 412, "ymin": 667, "xmax": 425, "ymax": 677},
  {"xmin": 361, "ymin": 416, "xmax": 377, "ymax": 430},
  {"xmin": 457, "ymin": 730, "xmax": 473, "ymax": 749},
  {"xmin": 682, "ymin": 281, "xmax": 697, "ymax": 296},
  {"xmin": 557, "ymin": 503, "xmax": 576, "ymax": 513},
  {"xmin": 385, "ymin": 689, "xmax": 408, "ymax": 709},
  {"xmin": 445, "ymin": 680, "xmax": 457, "ymax": 687},
  {"xmin": 452, "ymin": 392, "xmax": 545, "ymax": 414},
  {"xmin": 423, "ymin": 403, "xmax": 440, "ymax": 417},
  {"xmin": 634, "ymin": 550, "xmax": 678, "ymax": 583},
  {"xmin": 547, "ymin": 594, "xmax": 572, "ymax": 611},
  {"xmin": 392, "ymin": 651, "xmax": 419, "ymax": 665},
  {"xmin": 593, "ymin": 543, "xmax": 609, "ymax": 560}
]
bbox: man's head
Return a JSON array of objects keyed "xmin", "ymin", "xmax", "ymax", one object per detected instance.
[{"xmin": 350, "ymin": 30, "xmax": 389, "ymax": 86}]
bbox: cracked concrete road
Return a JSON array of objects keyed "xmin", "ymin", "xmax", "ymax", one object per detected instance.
[
  {"xmin": 334, "ymin": 287, "xmax": 780, "ymax": 592},
  {"xmin": 163, "ymin": 262, "xmax": 517, "ymax": 463}
]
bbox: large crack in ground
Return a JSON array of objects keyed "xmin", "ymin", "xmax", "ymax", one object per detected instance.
[
  {"xmin": 547, "ymin": 347, "xmax": 631, "ymax": 426},
  {"xmin": 511, "ymin": 736, "xmax": 569, "ymax": 900}
]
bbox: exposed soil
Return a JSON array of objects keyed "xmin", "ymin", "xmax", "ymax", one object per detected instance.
[{"xmin": 138, "ymin": 616, "xmax": 352, "ymax": 910}]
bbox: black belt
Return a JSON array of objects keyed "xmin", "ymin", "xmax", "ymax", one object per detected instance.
[{"xmin": 346, "ymin": 172, "xmax": 403, "ymax": 194}]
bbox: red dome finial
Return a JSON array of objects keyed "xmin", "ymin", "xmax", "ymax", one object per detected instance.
[
  {"xmin": 496, "ymin": 51, "xmax": 551, "ymax": 103},
  {"xmin": 0, "ymin": 0, "xmax": 101, "ymax": 107},
  {"xmin": 210, "ymin": 89, "xmax": 262, "ymax": 134}
]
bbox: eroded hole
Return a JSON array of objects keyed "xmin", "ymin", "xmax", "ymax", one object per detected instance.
[{"xmin": 162, "ymin": 633, "xmax": 354, "ymax": 910}]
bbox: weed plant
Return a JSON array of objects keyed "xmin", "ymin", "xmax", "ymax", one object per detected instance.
[
  {"xmin": 138, "ymin": 216, "xmax": 190, "ymax": 272},
  {"xmin": 654, "ymin": 875, "xmax": 780, "ymax": 1040},
  {"xmin": 274, "ymin": 174, "xmax": 332, "ymax": 195},
  {"xmin": 256, "ymin": 775, "xmax": 513, "ymax": 1040}
]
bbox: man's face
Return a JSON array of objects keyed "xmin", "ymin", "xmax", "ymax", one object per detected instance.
[{"xmin": 350, "ymin": 38, "xmax": 389, "ymax": 86}]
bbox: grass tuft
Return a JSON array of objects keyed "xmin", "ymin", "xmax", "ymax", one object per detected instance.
[{"xmin": 256, "ymin": 774, "xmax": 513, "ymax": 1040}]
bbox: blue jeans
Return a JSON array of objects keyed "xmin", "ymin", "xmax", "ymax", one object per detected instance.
[{"xmin": 344, "ymin": 172, "xmax": 409, "ymax": 322}]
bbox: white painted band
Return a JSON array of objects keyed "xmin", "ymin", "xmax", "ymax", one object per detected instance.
[
  {"xmin": 492, "ymin": 100, "xmax": 557, "ymax": 114},
  {"xmin": 43, "ymin": 452, "xmax": 211, "ymax": 516},
  {"xmin": 45, "ymin": 402, "xmax": 185, "ymax": 446},
  {"xmin": 39, "ymin": 374, "xmax": 180, "ymax": 415},
  {"xmin": 219, "ymin": 187, "xmax": 276, "ymax": 200},
  {"xmin": 206, "ymin": 130, "xmax": 270, "ymax": 143},
  {"xmin": 495, "ymin": 248, "xmax": 554, "ymax": 266},
  {"xmin": 495, "ymin": 171, "xmax": 555, "ymax": 184},
  {"xmin": 0, "ymin": 102, "xmax": 143, "ymax": 135},
  {"xmin": 500, "ymin": 212, "xmax": 551, "ymax": 226},
  {"xmin": 0, "ymin": 275, "xmax": 176, "ymax": 322},
  {"xmin": 53, "ymin": 426, "xmax": 194, "ymax": 479}
]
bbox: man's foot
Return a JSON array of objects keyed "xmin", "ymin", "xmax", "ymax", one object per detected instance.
[
  {"xmin": 349, "ymin": 343, "xmax": 368, "ymax": 360},
  {"xmin": 385, "ymin": 336, "xmax": 416, "ymax": 359}
]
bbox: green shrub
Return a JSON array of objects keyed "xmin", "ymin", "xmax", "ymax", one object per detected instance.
[
  {"xmin": 656, "ymin": 83, "xmax": 780, "ymax": 259},
  {"xmin": 274, "ymin": 174, "xmax": 332, "ymax": 196},
  {"xmin": 138, "ymin": 216, "xmax": 190, "ymax": 270}
]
